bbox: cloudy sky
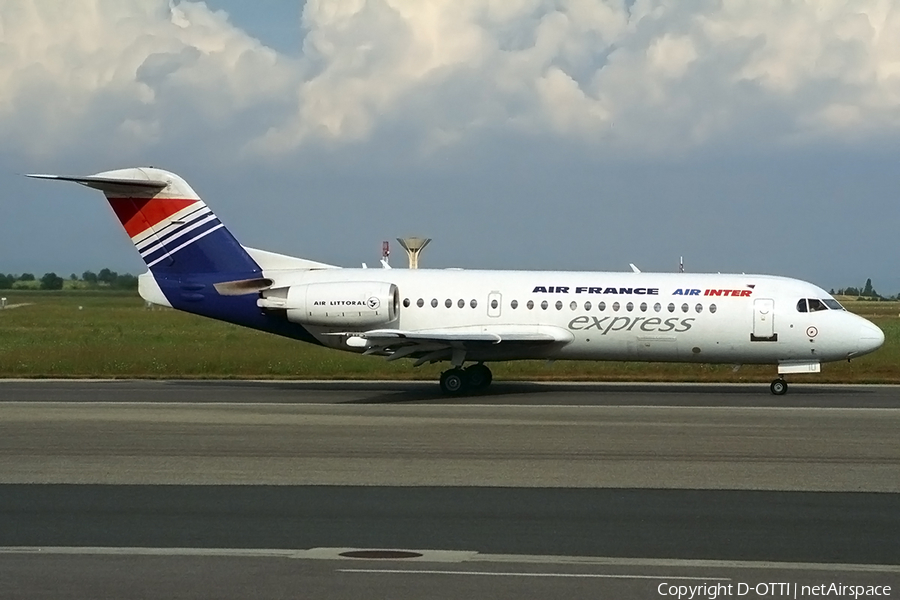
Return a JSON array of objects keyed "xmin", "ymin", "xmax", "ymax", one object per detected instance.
[{"xmin": 2, "ymin": 0, "xmax": 899, "ymax": 294}]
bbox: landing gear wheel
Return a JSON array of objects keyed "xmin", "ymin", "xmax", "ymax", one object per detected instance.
[
  {"xmin": 464, "ymin": 364, "xmax": 493, "ymax": 390},
  {"xmin": 440, "ymin": 369, "xmax": 467, "ymax": 395},
  {"xmin": 770, "ymin": 378, "xmax": 788, "ymax": 396}
]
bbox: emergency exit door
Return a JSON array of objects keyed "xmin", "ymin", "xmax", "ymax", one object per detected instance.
[{"xmin": 487, "ymin": 292, "xmax": 502, "ymax": 317}]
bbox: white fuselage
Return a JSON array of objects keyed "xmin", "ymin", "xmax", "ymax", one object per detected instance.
[{"xmin": 255, "ymin": 268, "xmax": 883, "ymax": 367}]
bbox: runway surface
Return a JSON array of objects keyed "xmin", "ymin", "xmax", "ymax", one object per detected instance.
[
  {"xmin": 1, "ymin": 380, "xmax": 897, "ymax": 598},
  {"xmin": 2, "ymin": 485, "xmax": 899, "ymax": 562},
  {"xmin": 2, "ymin": 378, "xmax": 900, "ymax": 407},
  {"xmin": 1, "ymin": 380, "xmax": 898, "ymax": 489}
]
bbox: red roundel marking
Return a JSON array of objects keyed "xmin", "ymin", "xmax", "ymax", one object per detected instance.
[{"xmin": 806, "ymin": 326, "xmax": 818, "ymax": 338}]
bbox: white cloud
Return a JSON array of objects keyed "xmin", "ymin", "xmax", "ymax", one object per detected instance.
[
  {"xmin": 0, "ymin": 0, "xmax": 295, "ymax": 159},
  {"xmin": 647, "ymin": 34, "xmax": 697, "ymax": 79},
  {"xmin": 2, "ymin": 0, "xmax": 900, "ymax": 162},
  {"xmin": 257, "ymin": 0, "xmax": 900, "ymax": 155}
]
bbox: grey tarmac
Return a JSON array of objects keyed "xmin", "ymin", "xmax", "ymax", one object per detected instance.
[
  {"xmin": 0, "ymin": 381, "xmax": 898, "ymax": 489},
  {"xmin": 1, "ymin": 549, "xmax": 898, "ymax": 600},
  {"xmin": 2, "ymin": 379, "xmax": 900, "ymax": 408},
  {"xmin": 0, "ymin": 380, "xmax": 897, "ymax": 599}
]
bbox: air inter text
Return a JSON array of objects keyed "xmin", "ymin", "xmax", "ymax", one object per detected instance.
[{"xmin": 674, "ymin": 288, "xmax": 753, "ymax": 297}]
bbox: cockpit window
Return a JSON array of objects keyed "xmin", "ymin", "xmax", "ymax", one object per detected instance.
[
  {"xmin": 808, "ymin": 299, "xmax": 829, "ymax": 312},
  {"xmin": 823, "ymin": 298, "xmax": 844, "ymax": 311},
  {"xmin": 799, "ymin": 298, "xmax": 842, "ymax": 312}
]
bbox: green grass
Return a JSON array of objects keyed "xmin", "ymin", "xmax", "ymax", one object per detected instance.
[
  {"xmin": 0, "ymin": 290, "xmax": 896, "ymax": 382},
  {"xmin": 4, "ymin": 279, "xmax": 126, "ymax": 291}
]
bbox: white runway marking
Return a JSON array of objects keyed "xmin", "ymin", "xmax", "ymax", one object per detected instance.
[
  {"xmin": 338, "ymin": 568, "xmax": 731, "ymax": 581},
  {"xmin": 2, "ymin": 548, "xmax": 898, "ymax": 574}
]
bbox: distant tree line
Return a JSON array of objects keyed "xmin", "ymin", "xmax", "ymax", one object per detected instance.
[
  {"xmin": 0, "ymin": 269, "xmax": 138, "ymax": 291},
  {"xmin": 830, "ymin": 278, "xmax": 896, "ymax": 300}
]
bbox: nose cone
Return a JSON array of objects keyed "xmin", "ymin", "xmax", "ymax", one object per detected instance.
[{"xmin": 858, "ymin": 323, "xmax": 885, "ymax": 356}]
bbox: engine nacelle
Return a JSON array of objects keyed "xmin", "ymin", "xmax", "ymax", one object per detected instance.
[{"xmin": 264, "ymin": 281, "xmax": 400, "ymax": 328}]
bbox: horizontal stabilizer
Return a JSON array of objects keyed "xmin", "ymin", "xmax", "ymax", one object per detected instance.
[{"xmin": 26, "ymin": 174, "xmax": 168, "ymax": 194}]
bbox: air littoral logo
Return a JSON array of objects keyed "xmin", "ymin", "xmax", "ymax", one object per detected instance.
[{"xmin": 312, "ymin": 299, "xmax": 380, "ymax": 308}]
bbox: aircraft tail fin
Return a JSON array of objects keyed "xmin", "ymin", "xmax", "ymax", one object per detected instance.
[{"xmin": 28, "ymin": 168, "xmax": 261, "ymax": 277}]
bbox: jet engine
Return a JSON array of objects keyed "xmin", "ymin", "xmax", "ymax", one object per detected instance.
[{"xmin": 259, "ymin": 281, "xmax": 399, "ymax": 327}]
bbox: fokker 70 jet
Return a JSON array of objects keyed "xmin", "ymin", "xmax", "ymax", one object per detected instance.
[{"xmin": 29, "ymin": 168, "xmax": 884, "ymax": 395}]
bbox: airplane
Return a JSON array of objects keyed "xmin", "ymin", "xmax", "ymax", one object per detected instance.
[{"xmin": 28, "ymin": 167, "xmax": 884, "ymax": 396}]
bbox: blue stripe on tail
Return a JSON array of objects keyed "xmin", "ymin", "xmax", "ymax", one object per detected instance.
[{"xmin": 145, "ymin": 219, "xmax": 261, "ymax": 277}]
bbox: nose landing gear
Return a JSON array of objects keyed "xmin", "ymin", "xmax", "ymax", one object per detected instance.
[{"xmin": 770, "ymin": 378, "xmax": 788, "ymax": 395}]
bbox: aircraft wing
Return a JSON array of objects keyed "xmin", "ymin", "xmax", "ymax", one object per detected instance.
[
  {"xmin": 336, "ymin": 325, "xmax": 574, "ymax": 366},
  {"xmin": 362, "ymin": 327, "xmax": 571, "ymax": 343}
]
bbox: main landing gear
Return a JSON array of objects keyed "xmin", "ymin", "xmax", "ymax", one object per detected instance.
[
  {"xmin": 770, "ymin": 378, "xmax": 788, "ymax": 396},
  {"xmin": 439, "ymin": 363, "xmax": 493, "ymax": 395}
]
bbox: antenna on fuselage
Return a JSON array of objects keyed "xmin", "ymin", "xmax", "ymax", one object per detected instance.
[
  {"xmin": 679, "ymin": 256, "xmax": 684, "ymax": 273},
  {"xmin": 398, "ymin": 237, "xmax": 431, "ymax": 269}
]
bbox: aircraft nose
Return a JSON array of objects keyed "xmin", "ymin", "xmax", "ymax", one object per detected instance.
[{"xmin": 858, "ymin": 323, "xmax": 885, "ymax": 355}]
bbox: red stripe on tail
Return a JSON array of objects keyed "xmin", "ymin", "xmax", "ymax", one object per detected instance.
[{"xmin": 108, "ymin": 197, "xmax": 198, "ymax": 238}]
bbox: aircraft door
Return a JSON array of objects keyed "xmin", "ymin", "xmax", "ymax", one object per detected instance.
[
  {"xmin": 487, "ymin": 292, "xmax": 502, "ymax": 318},
  {"xmin": 751, "ymin": 298, "xmax": 777, "ymax": 341}
]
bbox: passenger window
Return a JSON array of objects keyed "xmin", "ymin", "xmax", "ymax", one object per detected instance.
[
  {"xmin": 612, "ymin": 302, "xmax": 620, "ymax": 312},
  {"xmin": 709, "ymin": 304, "xmax": 717, "ymax": 314},
  {"xmin": 470, "ymin": 299, "xmax": 478, "ymax": 309},
  {"xmin": 668, "ymin": 303, "xmax": 675, "ymax": 313},
  {"xmin": 555, "ymin": 301, "xmax": 563, "ymax": 310},
  {"xmin": 598, "ymin": 301, "xmax": 606, "ymax": 311},
  {"xmin": 491, "ymin": 299, "xmax": 499, "ymax": 309},
  {"xmin": 584, "ymin": 301, "xmax": 592, "ymax": 311},
  {"xmin": 640, "ymin": 302, "xmax": 647, "ymax": 312},
  {"xmin": 695, "ymin": 303, "xmax": 703, "ymax": 313},
  {"xmin": 796, "ymin": 299, "xmax": 808, "ymax": 312},
  {"xmin": 445, "ymin": 299, "xmax": 452, "ymax": 308},
  {"xmin": 570, "ymin": 301, "xmax": 577, "ymax": 311},
  {"xmin": 654, "ymin": 303, "xmax": 661, "ymax": 312},
  {"xmin": 527, "ymin": 300, "xmax": 534, "ymax": 310},
  {"xmin": 431, "ymin": 299, "xmax": 438, "ymax": 308},
  {"xmin": 510, "ymin": 300, "xmax": 517, "ymax": 309},
  {"xmin": 403, "ymin": 298, "xmax": 410, "ymax": 308},
  {"xmin": 681, "ymin": 303, "xmax": 689, "ymax": 313},
  {"xmin": 808, "ymin": 299, "xmax": 828, "ymax": 312},
  {"xmin": 626, "ymin": 302, "xmax": 634, "ymax": 312},
  {"xmin": 458, "ymin": 299, "xmax": 465, "ymax": 308},
  {"xmin": 417, "ymin": 298, "xmax": 424, "ymax": 308},
  {"xmin": 541, "ymin": 300, "xmax": 548, "ymax": 310}
]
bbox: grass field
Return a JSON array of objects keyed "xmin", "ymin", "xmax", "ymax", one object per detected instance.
[{"xmin": 0, "ymin": 290, "xmax": 897, "ymax": 382}]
